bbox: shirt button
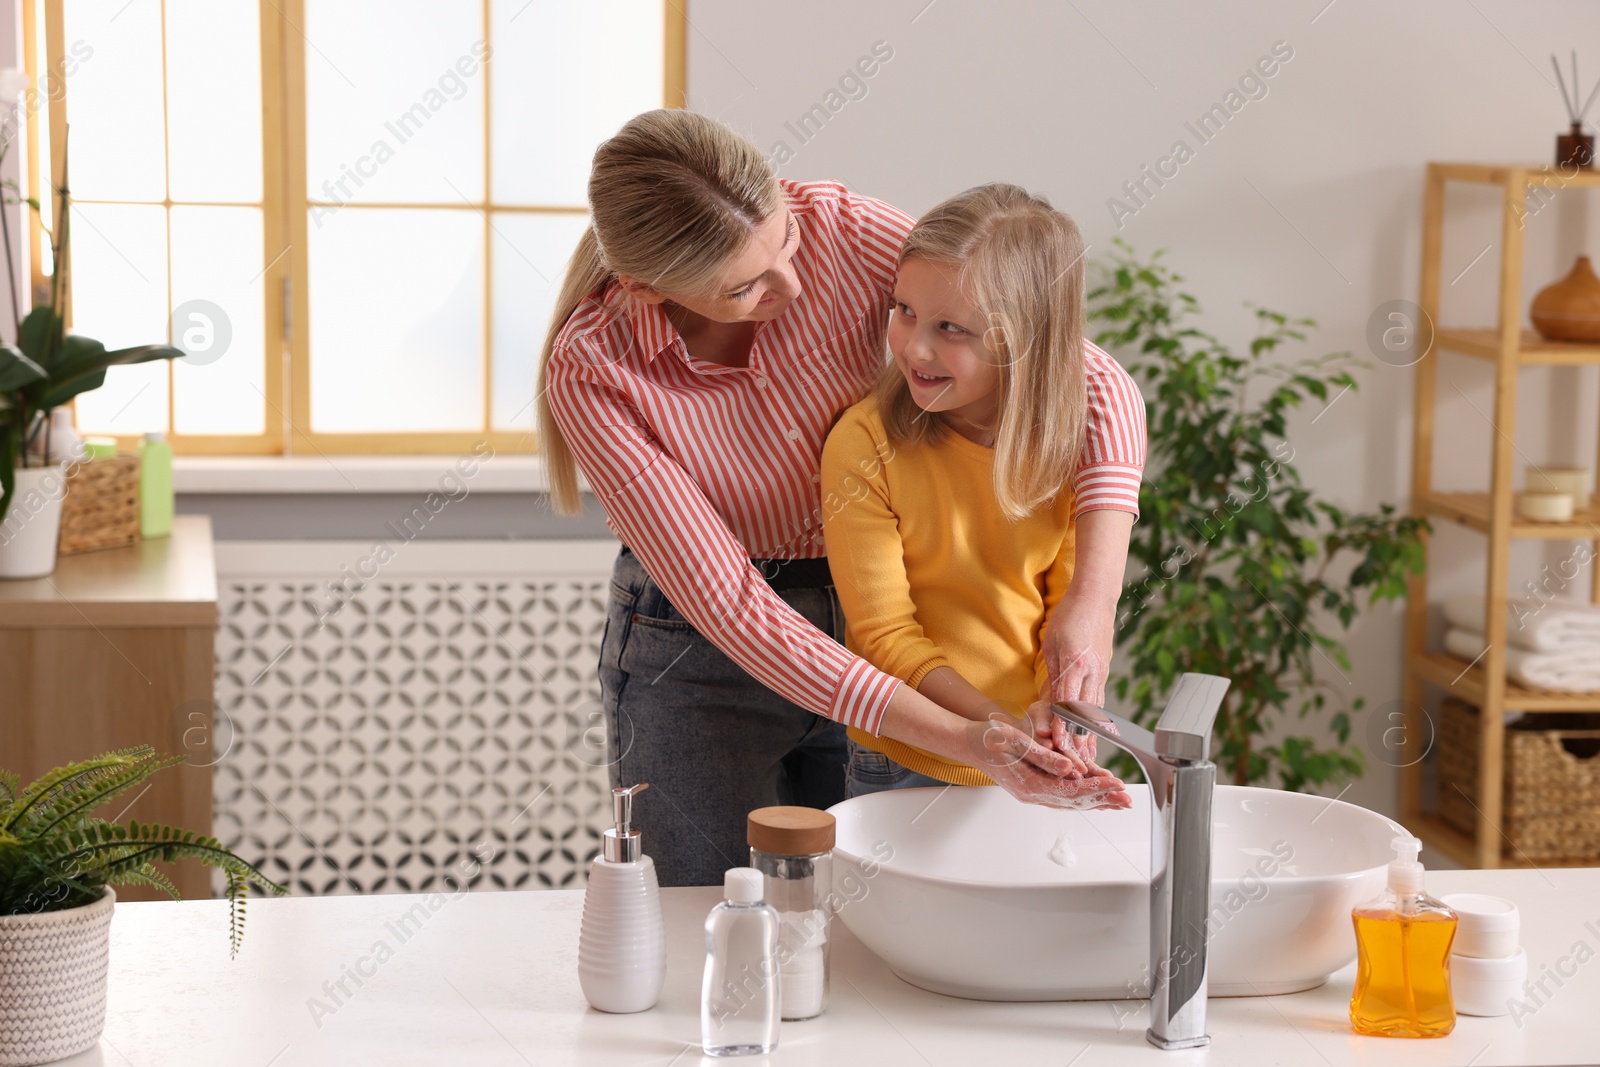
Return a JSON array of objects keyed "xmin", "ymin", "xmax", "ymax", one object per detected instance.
[
  {"xmin": 811, "ymin": 474, "xmax": 820, "ymax": 484},
  {"xmin": 786, "ymin": 429, "xmax": 801, "ymax": 442},
  {"xmin": 755, "ymin": 376, "xmax": 769, "ymax": 388}
]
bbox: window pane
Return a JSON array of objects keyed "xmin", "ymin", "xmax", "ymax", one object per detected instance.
[
  {"xmin": 62, "ymin": 0, "xmax": 166, "ymax": 201},
  {"xmin": 490, "ymin": 211, "xmax": 588, "ymax": 431},
  {"xmin": 70, "ymin": 203, "xmax": 170, "ymax": 434},
  {"xmin": 32, "ymin": 0, "xmax": 54, "ymax": 275},
  {"xmin": 171, "ymin": 207, "xmax": 265, "ymax": 435},
  {"xmin": 490, "ymin": 0, "xmax": 663, "ymax": 206},
  {"xmin": 308, "ymin": 208, "xmax": 483, "ymax": 433},
  {"xmin": 304, "ymin": 0, "xmax": 484, "ymax": 205},
  {"xmin": 166, "ymin": 0, "xmax": 262, "ymax": 202}
]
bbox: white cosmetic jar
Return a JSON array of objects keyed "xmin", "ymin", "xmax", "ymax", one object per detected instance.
[
  {"xmin": 1520, "ymin": 490, "xmax": 1574, "ymax": 522},
  {"xmin": 1442, "ymin": 892, "xmax": 1521, "ymax": 959},
  {"xmin": 1451, "ymin": 947, "xmax": 1528, "ymax": 1017}
]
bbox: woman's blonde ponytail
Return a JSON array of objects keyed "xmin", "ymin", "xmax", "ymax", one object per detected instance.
[{"xmin": 537, "ymin": 226, "xmax": 608, "ymax": 515}]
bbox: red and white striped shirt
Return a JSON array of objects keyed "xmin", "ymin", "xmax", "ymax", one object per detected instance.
[{"xmin": 545, "ymin": 180, "xmax": 1145, "ymax": 735}]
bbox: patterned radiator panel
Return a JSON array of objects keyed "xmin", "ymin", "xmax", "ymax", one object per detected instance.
[{"xmin": 210, "ymin": 540, "xmax": 620, "ymax": 897}]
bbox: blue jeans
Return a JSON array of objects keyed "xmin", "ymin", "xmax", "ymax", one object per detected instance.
[
  {"xmin": 844, "ymin": 739, "xmax": 957, "ymax": 797},
  {"xmin": 598, "ymin": 548, "xmax": 849, "ymax": 887}
]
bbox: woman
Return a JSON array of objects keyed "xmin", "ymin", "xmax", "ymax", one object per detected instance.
[{"xmin": 538, "ymin": 110, "xmax": 1143, "ymax": 887}]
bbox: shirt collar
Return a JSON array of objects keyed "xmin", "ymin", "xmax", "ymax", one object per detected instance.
[{"xmin": 619, "ymin": 285, "xmax": 680, "ymax": 365}]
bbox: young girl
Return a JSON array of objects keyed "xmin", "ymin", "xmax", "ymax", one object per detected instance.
[{"xmin": 821, "ymin": 184, "xmax": 1142, "ymax": 797}]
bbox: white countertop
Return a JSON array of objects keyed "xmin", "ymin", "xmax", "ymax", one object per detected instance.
[{"xmin": 62, "ymin": 869, "xmax": 1600, "ymax": 1067}]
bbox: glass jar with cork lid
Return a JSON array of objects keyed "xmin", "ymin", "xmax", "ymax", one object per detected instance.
[{"xmin": 748, "ymin": 806, "xmax": 835, "ymax": 1020}]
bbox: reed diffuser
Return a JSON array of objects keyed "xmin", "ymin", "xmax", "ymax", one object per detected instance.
[{"xmin": 1553, "ymin": 51, "xmax": 1598, "ymax": 169}]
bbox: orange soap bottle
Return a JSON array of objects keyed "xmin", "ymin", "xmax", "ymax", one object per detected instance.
[{"xmin": 1350, "ymin": 836, "xmax": 1458, "ymax": 1038}]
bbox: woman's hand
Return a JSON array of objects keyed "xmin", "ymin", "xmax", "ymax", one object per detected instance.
[
  {"xmin": 1044, "ymin": 509, "xmax": 1135, "ymax": 707},
  {"xmin": 965, "ymin": 717, "xmax": 1131, "ymax": 811},
  {"xmin": 1042, "ymin": 591, "xmax": 1117, "ymax": 707}
]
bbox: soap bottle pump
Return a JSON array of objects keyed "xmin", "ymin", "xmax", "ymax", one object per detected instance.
[
  {"xmin": 1349, "ymin": 835, "xmax": 1458, "ymax": 1038},
  {"xmin": 578, "ymin": 783, "xmax": 666, "ymax": 1013}
]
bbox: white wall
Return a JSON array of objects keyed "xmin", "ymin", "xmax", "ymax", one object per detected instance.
[{"xmin": 688, "ymin": 0, "xmax": 1600, "ymax": 819}]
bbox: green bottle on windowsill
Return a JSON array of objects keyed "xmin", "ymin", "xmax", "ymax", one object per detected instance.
[{"xmin": 138, "ymin": 432, "xmax": 174, "ymax": 539}]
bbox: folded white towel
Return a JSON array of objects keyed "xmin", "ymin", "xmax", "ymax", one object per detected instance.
[
  {"xmin": 1443, "ymin": 593, "xmax": 1600, "ymax": 654},
  {"xmin": 1444, "ymin": 627, "xmax": 1600, "ymax": 691}
]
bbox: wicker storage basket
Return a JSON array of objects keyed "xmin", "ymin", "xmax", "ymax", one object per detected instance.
[
  {"xmin": 1439, "ymin": 698, "xmax": 1600, "ymax": 862},
  {"xmin": 56, "ymin": 454, "xmax": 140, "ymax": 556}
]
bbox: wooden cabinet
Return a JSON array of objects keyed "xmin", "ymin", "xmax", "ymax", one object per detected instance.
[{"xmin": 0, "ymin": 515, "xmax": 218, "ymax": 900}]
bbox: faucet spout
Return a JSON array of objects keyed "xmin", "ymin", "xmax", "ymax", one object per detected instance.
[{"xmin": 1052, "ymin": 672, "xmax": 1230, "ymax": 1051}]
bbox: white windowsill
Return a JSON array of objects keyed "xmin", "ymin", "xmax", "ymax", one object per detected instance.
[{"xmin": 173, "ymin": 455, "xmax": 557, "ymax": 495}]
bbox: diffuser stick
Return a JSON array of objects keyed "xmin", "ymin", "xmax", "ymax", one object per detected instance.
[
  {"xmin": 1576, "ymin": 51, "xmax": 1583, "ymax": 120},
  {"xmin": 1581, "ymin": 74, "xmax": 1600, "ymax": 126},
  {"xmin": 1554, "ymin": 54, "xmax": 1577, "ymax": 121}
]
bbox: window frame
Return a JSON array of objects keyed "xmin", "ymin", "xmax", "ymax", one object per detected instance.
[{"xmin": 24, "ymin": 0, "xmax": 687, "ymax": 456}]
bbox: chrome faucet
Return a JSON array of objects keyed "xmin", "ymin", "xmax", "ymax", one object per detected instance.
[{"xmin": 1053, "ymin": 672, "xmax": 1230, "ymax": 1051}]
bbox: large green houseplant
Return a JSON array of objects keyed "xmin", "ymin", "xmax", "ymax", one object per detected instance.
[
  {"xmin": 0, "ymin": 746, "xmax": 286, "ymax": 1063},
  {"xmin": 0, "ymin": 133, "xmax": 183, "ymax": 526},
  {"xmin": 1090, "ymin": 242, "xmax": 1427, "ymax": 792}
]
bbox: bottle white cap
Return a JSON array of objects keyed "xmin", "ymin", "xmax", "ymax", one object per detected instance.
[
  {"xmin": 143, "ymin": 431, "xmax": 165, "ymax": 443},
  {"xmin": 724, "ymin": 867, "xmax": 764, "ymax": 904},
  {"xmin": 1387, "ymin": 835, "xmax": 1425, "ymax": 895},
  {"xmin": 1441, "ymin": 893, "xmax": 1521, "ymax": 959}
]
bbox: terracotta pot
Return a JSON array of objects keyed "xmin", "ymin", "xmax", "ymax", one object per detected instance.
[{"xmin": 1531, "ymin": 255, "xmax": 1600, "ymax": 342}]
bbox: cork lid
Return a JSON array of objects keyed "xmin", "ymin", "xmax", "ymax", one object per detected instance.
[{"xmin": 748, "ymin": 806, "xmax": 835, "ymax": 855}]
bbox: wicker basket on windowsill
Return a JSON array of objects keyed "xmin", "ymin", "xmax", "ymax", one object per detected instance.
[
  {"xmin": 56, "ymin": 454, "xmax": 140, "ymax": 556},
  {"xmin": 1439, "ymin": 698, "xmax": 1600, "ymax": 862}
]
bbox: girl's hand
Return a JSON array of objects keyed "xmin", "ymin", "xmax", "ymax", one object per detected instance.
[
  {"xmin": 966, "ymin": 717, "xmax": 1131, "ymax": 811},
  {"xmin": 1024, "ymin": 699, "xmax": 1098, "ymax": 765},
  {"xmin": 1005, "ymin": 708, "xmax": 1090, "ymax": 779}
]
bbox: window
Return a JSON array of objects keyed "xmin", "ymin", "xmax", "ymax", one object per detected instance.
[{"xmin": 24, "ymin": 0, "xmax": 684, "ymax": 455}]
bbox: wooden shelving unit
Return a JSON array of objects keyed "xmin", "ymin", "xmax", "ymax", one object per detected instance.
[{"xmin": 1401, "ymin": 162, "xmax": 1600, "ymax": 869}]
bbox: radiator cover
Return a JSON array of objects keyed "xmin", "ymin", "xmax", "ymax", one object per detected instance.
[{"xmin": 211, "ymin": 539, "xmax": 620, "ymax": 896}]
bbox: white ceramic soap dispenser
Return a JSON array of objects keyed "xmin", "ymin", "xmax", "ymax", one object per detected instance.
[{"xmin": 578, "ymin": 783, "xmax": 667, "ymax": 1013}]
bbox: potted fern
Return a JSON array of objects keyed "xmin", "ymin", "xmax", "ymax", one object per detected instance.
[
  {"xmin": 1091, "ymin": 241, "xmax": 1428, "ymax": 792},
  {"xmin": 0, "ymin": 746, "xmax": 285, "ymax": 1066}
]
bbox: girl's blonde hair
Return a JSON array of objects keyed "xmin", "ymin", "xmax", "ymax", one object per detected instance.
[
  {"xmin": 875, "ymin": 183, "xmax": 1088, "ymax": 520},
  {"xmin": 536, "ymin": 109, "xmax": 782, "ymax": 514}
]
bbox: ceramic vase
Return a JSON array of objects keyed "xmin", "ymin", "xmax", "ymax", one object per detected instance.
[{"xmin": 1531, "ymin": 255, "xmax": 1600, "ymax": 343}]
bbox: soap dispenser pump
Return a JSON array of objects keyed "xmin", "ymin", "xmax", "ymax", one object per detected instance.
[
  {"xmin": 1349, "ymin": 835, "xmax": 1458, "ymax": 1038},
  {"xmin": 578, "ymin": 783, "xmax": 666, "ymax": 1013}
]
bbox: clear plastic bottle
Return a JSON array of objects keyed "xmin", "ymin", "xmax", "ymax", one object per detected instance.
[
  {"xmin": 702, "ymin": 867, "xmax": 780, "ymax": 1057},
  {"xmin": 1350, "ymin": 836, "xmax": 1458, "ymax": 1038}
]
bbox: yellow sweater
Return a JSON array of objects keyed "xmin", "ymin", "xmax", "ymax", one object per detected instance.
[{"xmin": 820, "ymin": 396, "xmax": 1075, "ymax": 786}]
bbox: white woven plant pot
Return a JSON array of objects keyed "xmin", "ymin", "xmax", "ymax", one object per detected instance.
[{"xmin": 0, "ymin": 889, "xmax": 115, "ymax": 1066}]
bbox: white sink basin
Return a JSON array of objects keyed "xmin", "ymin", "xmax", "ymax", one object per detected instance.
[{"xmin": 829, "ymin": 783, "xmax": 1404, "ymax": 1001}]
